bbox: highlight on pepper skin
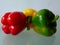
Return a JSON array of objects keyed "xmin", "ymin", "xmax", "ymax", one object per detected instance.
[
  {"xmin": 1, "ymin": 12, "xmax": 27, "ymax": 35},
  {"xmin": 32, "ymin": 9, "xmax": 59, "ymax": 36},
  {"xmin": 1, "ymin": 8, "xmax": 59, "ymax": 36}
]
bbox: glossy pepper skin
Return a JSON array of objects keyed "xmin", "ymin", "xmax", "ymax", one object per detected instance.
[
  {"xmin": 1, "ymin": 12, "xmax": 11, "ymax": 34},
  {"xmin": 32, "ymin": 9, "xmax": 59, "ymax": 36},
  {"xmin": 23, "ymin": 8, "xmax": 36, "ymax": 17},
  {"xmin": 1, "ymin": 12, "xmax": 27, "ymax": 35},
  {"xmin": 7, "ymin": 12, "xmax": 27, "ymax": 35}
]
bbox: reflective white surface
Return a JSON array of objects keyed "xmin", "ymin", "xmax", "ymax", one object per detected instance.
[
  {"xmin": 0, "ymin": 0, "xmax": 60, "ymax": 45},
  {"xmin": 0, "ymin": 23, "xmax": 60, "ymax": 45}
]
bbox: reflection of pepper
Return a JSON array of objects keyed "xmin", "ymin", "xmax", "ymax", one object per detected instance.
[
  {"xmin": 32, "ymin": 9, "xmax": 59, "ymax": 36},
  {"xmin": 23, "ymin": 8, "xmax": 36, "ymax": 30}
]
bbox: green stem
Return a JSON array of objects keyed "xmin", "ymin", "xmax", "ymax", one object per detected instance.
[
  {"xmin": 27, "ymin": 25, "xmax": 30, "ymax": 30},
  {"xmin": 27, "ymin": 16, "xmax": 32, "ymax": 30},
  {"xmin": 52, "ymin": 15, "xmax": 59, "ymax": 22}
]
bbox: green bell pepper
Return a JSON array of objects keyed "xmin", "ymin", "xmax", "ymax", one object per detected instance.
[{"xmin": 32, "ymin": 9, "xmax": 59, "ymax": 36}]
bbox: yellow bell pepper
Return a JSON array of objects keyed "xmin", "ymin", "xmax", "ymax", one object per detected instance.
[
  {"xmin": 23, "ymin": 8, "xmax": 36, "ymax": 17},
  {"xmin": 23, "ymin": 8, "xmax": 36, "ymax": 30}
]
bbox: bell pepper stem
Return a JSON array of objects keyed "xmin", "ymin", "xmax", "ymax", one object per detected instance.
[
  {"xmin": 27, "ymin": 25, "xmax": 30, "ymax": 30},
  {"xmin": 52, "ymin": 15, "xmax": 59, "ymax": 22},
  {"xmin": 27, "ymin": 16, "xmax": 32, "ymax": 30}
]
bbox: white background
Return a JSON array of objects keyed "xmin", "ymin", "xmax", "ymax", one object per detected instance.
[{"xmin": 0, "ymin": 0, "xmax": 60, "ymax": 45}]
